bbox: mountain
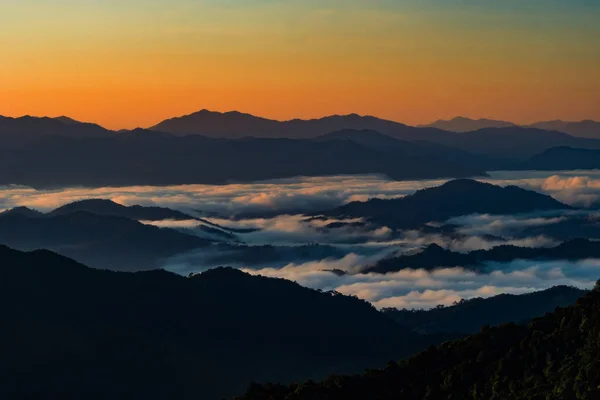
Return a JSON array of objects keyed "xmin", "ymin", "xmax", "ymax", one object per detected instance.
[
  {"xmin": 419, "ymin": 117, "xmax": 516, "ymax": 132},
  {"xmin": 48, "ymin": 199, "xmax": 237, "ymax": 240},
  {"xmin": 0, "ymin": 211, "xmax": 210, "ymax": 271},
  {"xmin": 315, "ymin": 129, "xmax": 500, "ymax": 171},
  {"xmin": 234, "ymin": 284, "xmax": 600, "ymax": 400},
  {"xmin": 0, "ymin": 206, "xmax": 44, "ymax": 218},
  {"xmin": 382, "ymin": 285, "xmax": 588, "ymax": 334},
  {"xmin": 366, "ymin": 238, "xmax": 600, "ymax": 274},
  {"xmin": 150, "ymin": 111, "xmax": 600, "ymax": 160},
  {"xmin": 0, "ymin": 131, "xmax": 486, "ymax": 188},
  {"xmin": 50, "ymin": 198, "xmax": 196, "ymax": 221},
  {"xmin": 0, "ymin": 115, "xmax": 111, "ymax": 146},
  {"xmin": 150, "ymin": 109, "xmax": 457, "ymax": 141},
  {"xmin": 0, "ymin": 247, "xmax": 434, "ymax": 400},
  {"xmin": 151, "ymin": 110, "xmax": 423, "ymax": 141},
  {"xmin": 521, "ymin": 146, "xmax": 600, "ymax": 170},
  {"xmin": 317, "ymin": 179, "xmax": 571, "ymax": 230},
  {"xmin": 529, "ymin": 120, "xmax": 600, "ymax": 139},
  {"xmin": 428, "ymin": 126, "xmax": 600, "ymax": 159}
]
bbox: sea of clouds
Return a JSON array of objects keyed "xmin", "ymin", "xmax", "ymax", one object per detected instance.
[{"xmin": 2, "ymin": 169, "xmax": 600, "ymax": 309}]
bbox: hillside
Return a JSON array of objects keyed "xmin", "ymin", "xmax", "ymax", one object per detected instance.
[
  {"xmin": 0, "ymin": 211, "xmax": 210, "ymax": 271},
  {"xmin": 234, "ymin": 283, "xmax": 600, "ymax": 400},
  {"xmin": 0, "ymin": 131, "xmax": 485, "ymax": 187},
  {"xmin": 318, "ymin": 179, "xmax": 571, "ymax": 229},
  {"xmin": 382, "ymin": 285, "xmax": 587, "ymax": 334},
  {"xmin": 521, "ymin": 146, "xmax": 600, "ymax": 170},
  {"xmin": 366, "ymin": 239, "xmax": 600, "ymax": 274},
  {"xmin": 0, "ymin": 247, "xmax": 432, "ymax": 400}
]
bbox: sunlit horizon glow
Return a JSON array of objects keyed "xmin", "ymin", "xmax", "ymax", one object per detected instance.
[{"xmin": 1, "ymin": 0, "xmax": 599, "ymax": 130}]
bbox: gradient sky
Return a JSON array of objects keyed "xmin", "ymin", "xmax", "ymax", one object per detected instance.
[{"xmin": 1, "ymin": 0, "xmax": 599, "ymax": 129}]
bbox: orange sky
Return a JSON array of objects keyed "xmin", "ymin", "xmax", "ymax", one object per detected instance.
[{"xmin": 1, "ymin": 1, "xmax": 599, "ymax": 129}]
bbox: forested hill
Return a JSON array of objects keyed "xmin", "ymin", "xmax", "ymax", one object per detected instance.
[
  {"xmin": 235, "ymin": 283, "xmax": 600, "ymax": 400},
  {"xmin": 0, "ymin": 246, "xmax": 431, "ymax": 400}
]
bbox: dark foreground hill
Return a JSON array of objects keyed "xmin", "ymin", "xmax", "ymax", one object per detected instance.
[
  {"xmin": 0, "ymin": 247, "xmax": 431, "ymax": 400},
  {"xmin": 382, "ymin": 285, "xmax": 587, "ymax": 335},
  {"xmin": 235, "ymin": 284, "xmax": 600, "ymax": 400},
  {"xmin": 366, "ymin": 238, "xmax": 600, "ymax": 274},
  {"xmin": 318, "ymin": 179, "xmax": 571, "ymax": 229}
]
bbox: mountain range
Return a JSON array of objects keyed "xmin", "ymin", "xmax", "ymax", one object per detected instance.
[
  {"xmin": 0, "ymin": 247, "xmax": 434, "ymax": 400},
  {"xmin": 236, "ymin": 283, "xmax": 600, "ymax": 399},
  {"xmin": 316, "ymin": 179, "xmax": 571, "ymax": 230},
  {"xmin": 422, "ymin": 116, "xmax": 600, "ymax": 139},
  {"xmin": 382, "ymin": 285, "xmax": 587, "ymax": 335},
  {"xmin": 366, "ymin": 239, "xmax": 600, "ymax": 274},
  {"xmin": 1, "ymin": 113, "xmax": 600, "ymax": 188}
]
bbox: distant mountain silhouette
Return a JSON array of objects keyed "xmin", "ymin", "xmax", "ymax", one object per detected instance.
[
  {"xmin": 0, "ymin": 130, "xmax": 486, "ymax": 187},
  {"xmin": 0, "ymin": 211, "xmax": 210, "ymax": 271},
  {"xmin": 0, "ymin": 247, "xmax": 435, "ymax": 400},
  {"xmin": 366, "ymin": 238, "xmax": 600, "ymax": 274},
  {"xmin": 49, "ymin": 199, "xmax": 237, "ymax": 240},
  {"xmin": 50, "ymin": 198, "xmax": 195, "ymax": 220},
  {"xmin": 150, "ymin": 110, "xmax": 600, "ymax": 160},
  {"xmin": 427, "ymin": 126, "xmax": 600, "ymax": 159},
  {"xmin": 382, "ymin": 285, "xmax": 587, "ymax": 334},
  {"xmin": 521, "ymin": 146, "xmax": 600, "ymax": 170},
  {"xmin": 0, "ymin": 206, "xmax": 44, "ymax": 218},
  {"xmin": 235, "ymin": 285, "xmax": 600, "ymax": 400},
  {"xmin": 419, "ymin": 117, "xmax": 516, "ymax": 132},
  {"xmin": 150, "ymin": 109, "xmax": 459, "ymax": 142},
  {"xmin": 529, "ymin": 120, "xmax": 600, "ymax": 139},
  {"xmin": 315, "ymin": 129, "xmax": 501, "ymax": 171},
  {"xmin": 318, "ymin": 179, "xmax": 571, "ymax": 229},
  {"xmin": 0, "ymin": 115, "xmax": 111, "ymax": 146}
]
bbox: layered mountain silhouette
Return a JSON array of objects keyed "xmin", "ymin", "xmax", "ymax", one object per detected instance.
[
  {"xmin": 366, "ymin": 238, "xmax": 600, "ymax": 274},
  {"xmin": 382, "ymin": 285, "xmax": 587, "ymax": 334},
  {"xmin": 317, "ymin": 179, "xmax": 571, "ymax": 230},
  {"xmin": 529, "ymin": 120, "xmax": 600, "ymax": 139},
  {"xmin": 150, "ymin": 109, "xmax": 451, "ymax": 142},
  {"xmin": 426, "ymin": 126, "xmax": 600, "ymax": 159},
  {"xmin": 421, "ymin": 116, "xmax": 600, "ymax": 139},
  {"xmin": 0, "ymin": 247, "xmax": 436, "ymax": 400},
  {"xmin": 235, "ymin": 284, "xmax": 600, "ymax": 399},
  {"xmin": 149, "ymin": 110, "xmax": 600, "ymax": 158},
  {"xmin": 1, "ymin": 111, "xmax": 600, "ymax": 188},
  {"xmin": 0, "ymin": 115, "xmax": 111, "ymax": 146},
  {"xmin": 419, "ymin": 117, "xmax": 516, "ymax": 132},
  {"xmin": 0, "ymin": 209, "xmax": 211, "ymax": 271},
  {"xmin": 0, "ymin": 129, "xmax": 488, "ymax": 187},
  {"xmin": 521, "ymin": 146, "xmax": 600, "ymax": 170}
]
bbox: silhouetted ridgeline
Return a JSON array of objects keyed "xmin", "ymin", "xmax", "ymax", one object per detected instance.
[
  {"xmin": 520, "ymin": 146, "xmax": 600, "ymax": 170},
  {"xmin": 382, "ymin": 285, "xmax": 587, "ymax": 334},
  {"xmin": 1, "ymin": 113, "xmax": 600, "ymax": 187},
  {"xmin": 0, "ymin": 246, "xmax": 433, "ymax": 400},
  {"xmin": 317, "ymin": 179, "xmax": 571, "ymax": 230},
  {"xmin": 366, "ymin": 238, "xmax": 600, "ymax": 274},
  {"xmin": 0, "ymin": 209, "xmax": 211, "ymax": 271},
  {"xmin": 422, "ymin": 117, "xmax": 600, "ymax": 140},
  {"xmin": 0, "ymin": 129, "xmax": 485, "ymax": 187},
  {"xmin": 234, "ymin": 284, "xmax": 600, "ymax": 400},
  {"xmin": 420, "ymin": 116, "xmax": 517, "ymax": 132}
]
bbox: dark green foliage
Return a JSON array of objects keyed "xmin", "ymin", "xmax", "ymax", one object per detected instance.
[
  {"xmin": 0, "ymin": 246, "xmax": 431, "ymax": 400},
  {"xmin": 235, "ymin": 285, "xmax": 600, "ymax": 400}
]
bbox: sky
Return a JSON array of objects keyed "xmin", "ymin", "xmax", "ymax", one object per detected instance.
[{"xmin": 1, "ymin": 0, "xmax": 599, "ymax": 130}]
